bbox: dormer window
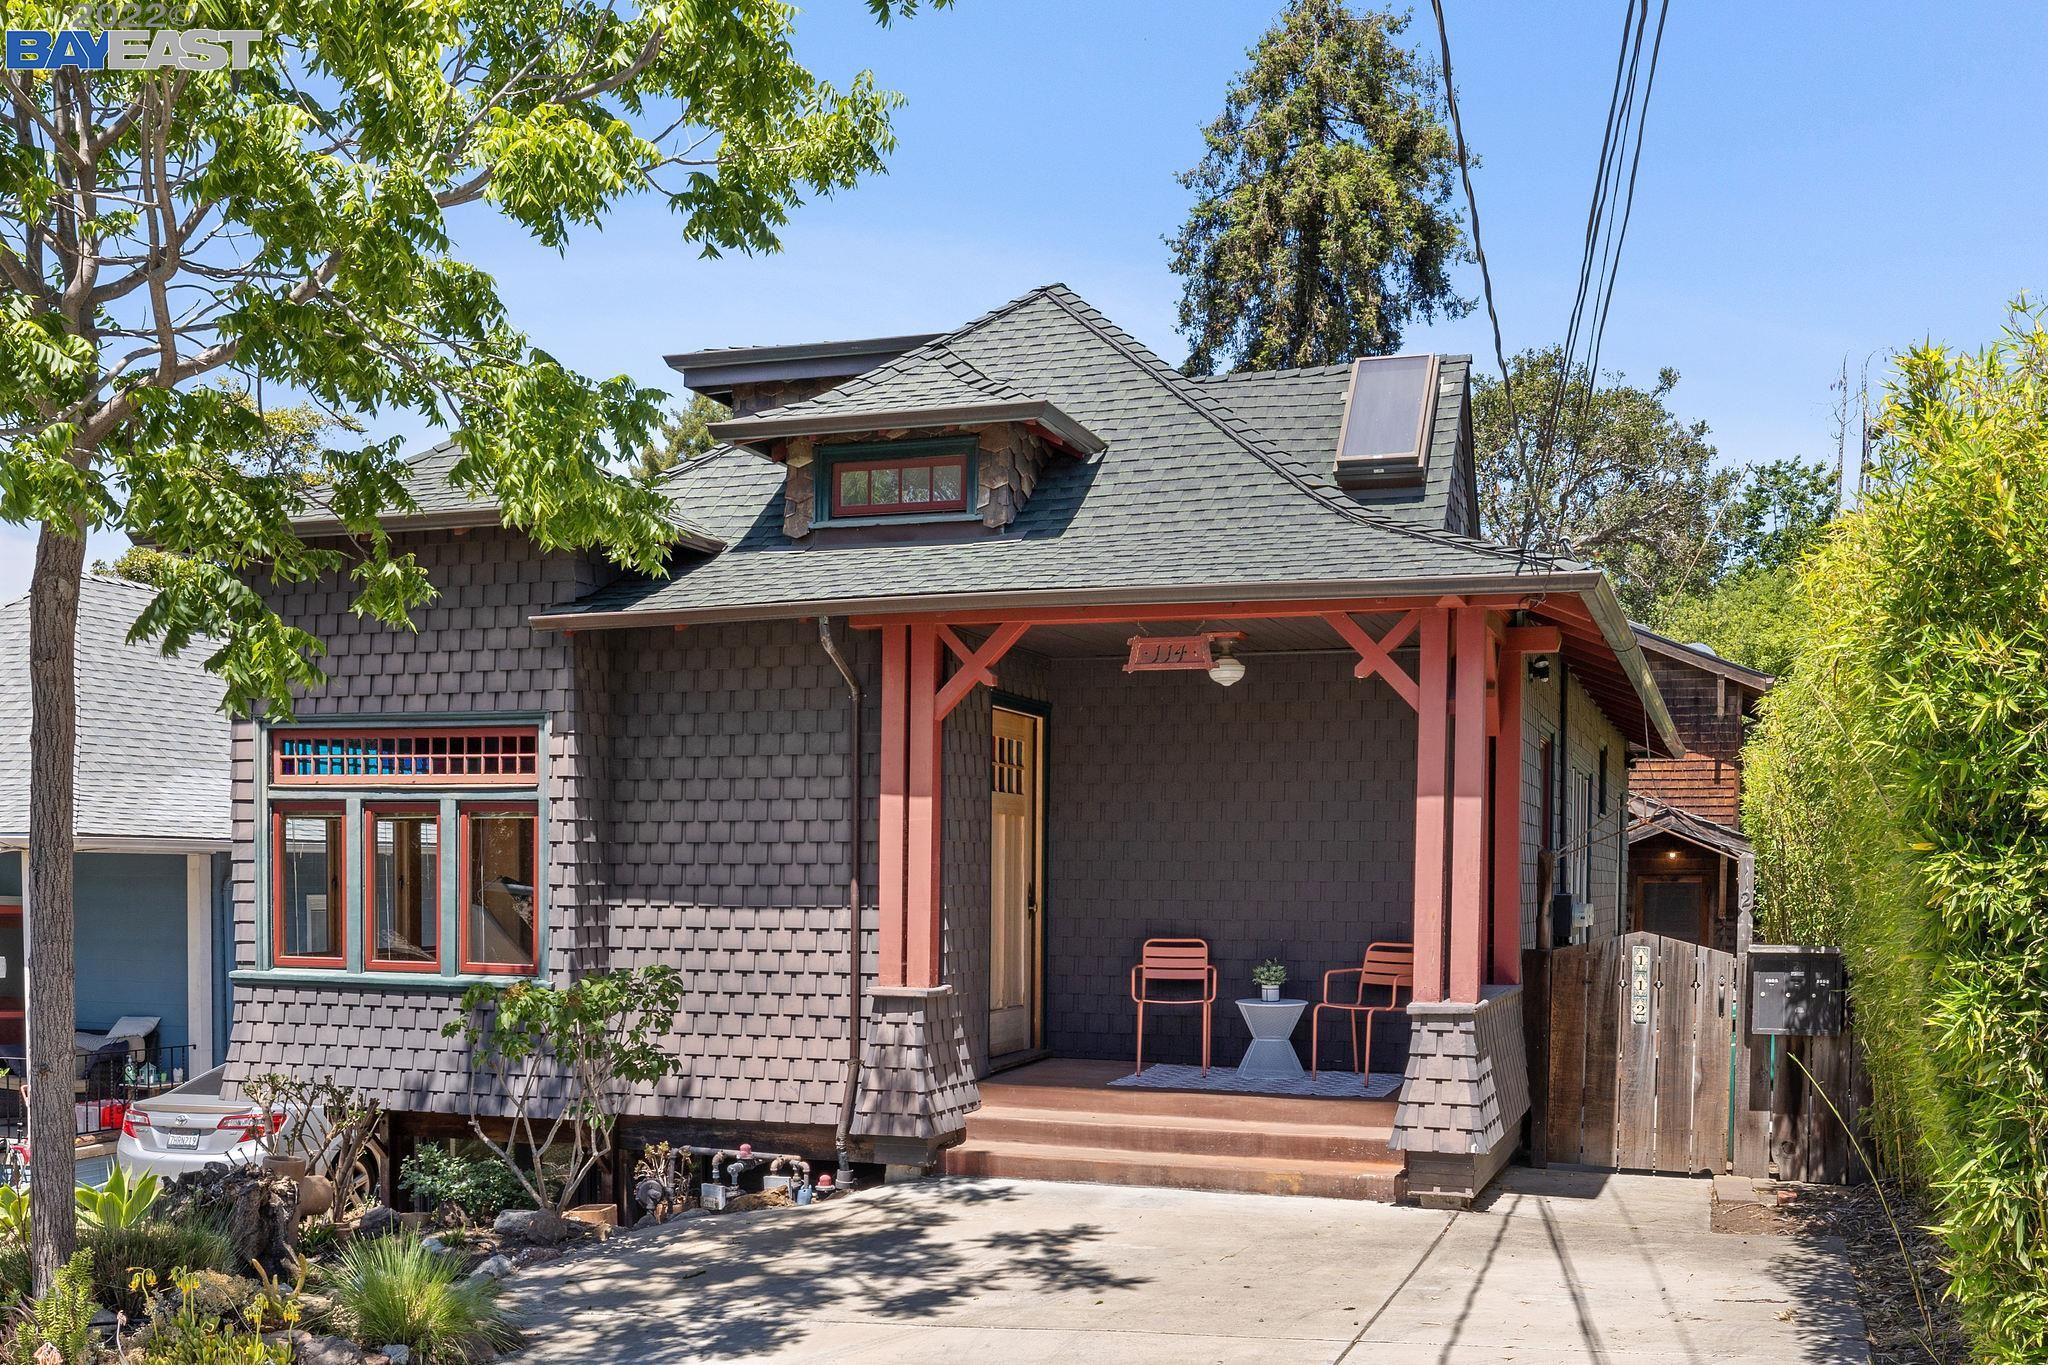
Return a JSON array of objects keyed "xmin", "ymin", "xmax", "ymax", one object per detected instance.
[{"xmin": 817, "ymin": 438, "xmax": 976, "ymax": 524}]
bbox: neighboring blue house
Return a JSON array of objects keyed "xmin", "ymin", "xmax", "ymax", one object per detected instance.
[{"xmin": 0, "ymin": 576, "xmax": 234, "ymax": 1079}]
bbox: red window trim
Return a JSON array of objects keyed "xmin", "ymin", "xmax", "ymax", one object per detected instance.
[
  {"xmin": 362, "ymin": 804, "xmax": 443, "ymax": 974},
  {"xmin": 271, "ymin": 803, "xmax": 347, "ymax": 969},
  {"xmin": 458, "ymin": 802, "xmax": 540, "ymax": 977},
  {"xmin": 829, "ymin": 453, "xmax": 970, "ymax": 518},
  {"xmin": 272, "ymin": 726, "xmax": 539, "ymax": 788}
]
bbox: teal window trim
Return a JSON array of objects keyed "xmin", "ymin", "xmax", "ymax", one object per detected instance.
[
  {"xmin": 252, "ymin": 716, "xmax": 550, "ymax": 986},
  {"xmin": 811, "ymin": 436, "xmax": 979, "ymax": 528}
]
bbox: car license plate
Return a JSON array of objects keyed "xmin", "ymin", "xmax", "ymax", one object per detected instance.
[{"xmin": 163, "ymin": 1132, "xmax": 200, "ymax": 1151}]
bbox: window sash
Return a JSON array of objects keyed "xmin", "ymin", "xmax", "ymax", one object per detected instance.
[
  {"xmin": 364, "ymin": 805, "xmax": 442, "ymax": 973},
  {"xmin": 459, "ymin": 803, "xmax": 540, "ymax": 975},
  {"xmin": 272, "ymin": 727, "xmax": 539, "ymax": 787},
  {"xmin": 272, "ymin": 804, "xmax": 346, "ymax": 968},
  {"xmin": 829, "ymin": 453, "xmax": 970, "ymax": 517}
]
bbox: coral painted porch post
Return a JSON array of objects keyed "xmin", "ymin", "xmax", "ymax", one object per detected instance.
[
  {"xmin": 1447, "ymin": 606, "xmax": 1492, "ymax": 1003},
  {"xmin": 1411, "ymin": 607, "xmax": 1451, "ymax": 1002},
  {"xmin": 905, "ymin": 624, "xmax": 945, "ymax": 987},
  {"xmin": 877, "ymin": 623, "xmax": 910, "ymax": 986}
]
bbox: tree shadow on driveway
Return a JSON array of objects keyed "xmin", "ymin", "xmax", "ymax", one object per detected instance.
[{"xmin": 509, "ymin": 1179, "xmax": 1152, "ymax": 1362}]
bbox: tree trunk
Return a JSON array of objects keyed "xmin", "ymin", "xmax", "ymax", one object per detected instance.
[{"xmin": 27, "ymin": 518, "xmax": 84, "ymax": 1293}]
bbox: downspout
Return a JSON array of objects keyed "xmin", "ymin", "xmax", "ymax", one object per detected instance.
[{"xmin": 817, "ymin": 617, "xmax": 863, "ymax": 1190}]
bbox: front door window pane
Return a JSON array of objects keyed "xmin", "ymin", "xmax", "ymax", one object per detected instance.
[
  {"xmin": 372, "ymin": 813, "xmax": 439, "ymax": 965},
  {"xmin": 468, "ymin": 812, "xmax": 537, "ymax": 967},
  {"xmin": 280, "ymin": 813, "xmax": 343, "ymax": 959}
]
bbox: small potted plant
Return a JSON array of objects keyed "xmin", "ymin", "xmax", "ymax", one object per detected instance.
[{"xmin": 1252, "ymin": 959, "xmax": 1288, "ymax": 1002}]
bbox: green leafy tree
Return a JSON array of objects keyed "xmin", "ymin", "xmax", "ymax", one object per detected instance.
[
  {"xmin": 1649, "ymin": 564, "xmax": 1805, "ymax": 677},
  {"xmin": 1745, "ymin": 306, "xmax": 2048, "ymax": 1356},
  {"xmin": 1476, "ymin": 347, "xmax": 1738, "ymax": 616},
  {"xmin": 1648, "ymin": 457, "xmax": 1837, "ymax": 675},
  {"xmin": 1168, "ymin": 0, "xmax": 1469, "ymax": 375},
  {"xmin": 632, "ymin": 392, "xmax": 729, "ymax": 480},
  {"xmin": 0, "ymin": 0, "xmax": 938, "ymax": 1288},
  {"xmin": 444, "ymin": 967, "xmax": 689, "ymax": 1238}
]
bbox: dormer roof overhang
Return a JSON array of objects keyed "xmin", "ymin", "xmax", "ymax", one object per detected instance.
[
  {"xmin": 665, "ymin": 333, "xmax": 944, "ymax": 404},
  {"xmin": 707, "ymin": 398, "xmax": 1107, "ymax": 459}
]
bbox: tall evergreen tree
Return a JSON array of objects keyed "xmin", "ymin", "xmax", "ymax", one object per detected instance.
[
  {"xmin": 1168, "ymin": 0, "xmax": 1471, "ymax": 375},
  {"xmin": 633, "ymin": 394, "xmax": 731, "ymax": 480}
]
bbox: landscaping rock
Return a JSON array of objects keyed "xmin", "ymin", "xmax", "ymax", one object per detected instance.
[
  {"xmin": 272, "ymin": 1331, "xmax": 368, "ymax": 1365},
  {"xmin": 470, "ymin": 1254, "xmax": 515, "ymax": 1282},
  {"xmin": 419, "ymin": 1235, "xmax": 448, "ymax": 1255},
  {"xmin": 355, "ymin": 1204, "xmax": 399, "ymax": 1238},
  {"xmin": 492, "ymin": 1208, "xmax": 571, "ymax": 1243},
  {"xmin": 376, "ymin": 1346, "xmax": 411, "ymax": 1364}
]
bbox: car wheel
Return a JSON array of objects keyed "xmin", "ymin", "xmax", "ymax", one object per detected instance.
[{"xmin": 345, "ymin": 1141, "xmax": 386, "ymax": 1213}]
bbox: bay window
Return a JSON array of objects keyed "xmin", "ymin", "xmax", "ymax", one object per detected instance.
[{"xmin": 262, "ymin": 724, "xmax": 543, "ymax": 980}]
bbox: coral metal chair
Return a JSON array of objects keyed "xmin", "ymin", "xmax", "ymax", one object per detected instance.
[
  {"xmin": 1129, "ymin": 937, "xmax": 1218, "ymax": 1074},
  {"xmin": 1311, "ymin": 942, "xmax": 1415, "ymax": 1078}
]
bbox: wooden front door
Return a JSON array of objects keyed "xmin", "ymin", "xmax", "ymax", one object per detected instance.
[{"xmin": 989, "ymin": 707, "xmax": 1042, "ymax": 1058}]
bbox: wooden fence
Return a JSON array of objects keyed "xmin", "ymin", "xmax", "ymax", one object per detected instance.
[{"xmin": 1522, "ymin": 931, "xmax": 1867, "ymax": 1181}]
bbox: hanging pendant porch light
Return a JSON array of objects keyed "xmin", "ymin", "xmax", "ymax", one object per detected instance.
[{"xmin": 1209, "ymin": 641, "xmax": 1246, "ymax": 687}]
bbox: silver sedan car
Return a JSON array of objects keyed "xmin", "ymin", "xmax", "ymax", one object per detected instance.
[{"xmin": 117, "ymin": 1067, "xmax": 384, "ymax": 1205}]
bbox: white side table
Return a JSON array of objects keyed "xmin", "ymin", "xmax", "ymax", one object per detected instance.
[{"xmin": 1235, "ymin": 998, "xmax": 1307, "ymax": 1080}]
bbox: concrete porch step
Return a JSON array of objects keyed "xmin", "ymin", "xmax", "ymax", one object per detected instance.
[
  {"xmin": 940, "ymin": 1137, "xmax": 1405, "ymax": 1201},
  {"xmin": 968, "ymin": 1103, "xmax": 1397, "ymax": 1164}
]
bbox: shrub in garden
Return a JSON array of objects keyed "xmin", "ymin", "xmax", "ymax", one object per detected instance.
[
  {"xmin": 9, "ymin": 1248, "xmax": 95, "ymax": 1364},
  {"xmin": 1745, "ymin": 307, "xmax": 2048, "ymax": 1357},
  {"xmin": 400, "ymin": 1144, "xmax": 535, "ymax": 1225},
  {"xmin": 444, "ymin": 966, "xmax": 686, "ymax": 1238},
  {"xmin": 85, "ymin": 1212, "xmax": 236, "ymax": 1320},
  {"xmin": 318, "ymin": 1235, "xmax": 519, "ymax": 1362}
]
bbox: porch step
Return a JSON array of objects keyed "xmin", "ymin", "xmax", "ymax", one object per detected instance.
[
  {"xmin": 941, "ymin": 1137, "xmax": 1404, "ymax": 1202},
  {"xmin": 968, "ymin": 1104, "xmax": 1396, "ymax": 1164}
]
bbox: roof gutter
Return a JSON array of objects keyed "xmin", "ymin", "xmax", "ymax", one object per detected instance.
[
  {"xmin": 287, "ymin": 509, "xmax": 727, "ymax": 556},
  {"xmin": 528, "ymin": 567, "xmax": 1683, "ymax": 757},
  {"xmin": 709, "ymin": 399, "xmax": 1107, "ymax": 457},
  {"xmin": 529, "ymin": 570, "xmax": 1602, "ymax": 632},
  {"xmin": 0, "ymin": 835, "xmax": 231, "ymax": 854}
]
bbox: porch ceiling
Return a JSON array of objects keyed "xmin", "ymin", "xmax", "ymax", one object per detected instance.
[{"xmin": 965, "ymin": 612, "xmax": 1413, "ymax": 660}]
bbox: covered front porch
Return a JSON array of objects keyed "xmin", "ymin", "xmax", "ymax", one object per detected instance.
[{"xmin": 851, "ymin": 593, "xmax": 1587, "ymax": 1202}]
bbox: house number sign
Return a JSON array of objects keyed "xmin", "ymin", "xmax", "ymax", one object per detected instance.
[
  {"xmin": 1630, "ymin": 944, "xmax": 1653, "ymax": 1024},
  {"xmin": 1124, "ymin": 634, "xmax": 1216, "ymax": 673}
]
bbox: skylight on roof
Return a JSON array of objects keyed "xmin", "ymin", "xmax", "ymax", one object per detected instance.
[{"xmin": 1335, "ymin": 353, "xmax": 1437, "ymax": 484}]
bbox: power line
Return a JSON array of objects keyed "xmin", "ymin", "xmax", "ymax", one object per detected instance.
[
  {"xmin": 1523, "ymin": 0, "xmax": 1673, "ymax": 563},
  {"xmin": 1427, "ymin": 0, "xmax": 1520, "ymax": 463}
]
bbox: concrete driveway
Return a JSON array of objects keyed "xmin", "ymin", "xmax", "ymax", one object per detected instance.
[{"xmin": 507, "ymin": 1168, "xmax": 1867, "ymax": 1364}]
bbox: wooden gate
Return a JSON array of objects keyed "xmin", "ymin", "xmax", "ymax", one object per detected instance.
[{"xmin": 1522, "ymin": 931, "xmax": 1866, "ymax": 1180}]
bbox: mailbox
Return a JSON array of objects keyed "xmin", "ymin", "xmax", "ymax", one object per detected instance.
[{"xmin": 1748, "ymin": 945, "xmax": 1845, "ymax": 1036}]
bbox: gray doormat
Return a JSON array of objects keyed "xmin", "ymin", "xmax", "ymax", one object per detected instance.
[{"xmin": 1108, "ymin": 1064, "xmax": 1402, "ymax": 1099}]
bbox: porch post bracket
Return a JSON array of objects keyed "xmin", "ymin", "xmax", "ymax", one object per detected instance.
[
  {"xmin": 933, "ymin": 621, "xmax": 1031, "ymax": 721},
  {"xmin": 1323, "ymin": 610, "xmax": 1421, "ymax": 710}
]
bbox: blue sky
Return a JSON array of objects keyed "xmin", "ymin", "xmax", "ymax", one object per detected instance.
[{"xmin": 7, "ymin": 0, "xmax": 2045, "ymax": 600}]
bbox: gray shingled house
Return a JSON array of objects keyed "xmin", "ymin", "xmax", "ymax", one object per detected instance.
[
  {"xmin": 0, "ymin": 576, "xmax": 235, "ymax": 1112},
  {"xmin": 225, "ymin": 285, "xmax": 1677, "ymax": 1205}
]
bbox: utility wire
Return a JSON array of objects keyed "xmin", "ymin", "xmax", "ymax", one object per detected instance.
[
  {"xmin": 1522, "ymin": 0, "xmax": 1672, "ymax": 565},
  {"xmin": 1576, "ymin": 0, "xmax": 1671, "ymax": 432},
  {"xmin": 1428, "ymin": 0, "xmax": 1521, "ymax": 464}
]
